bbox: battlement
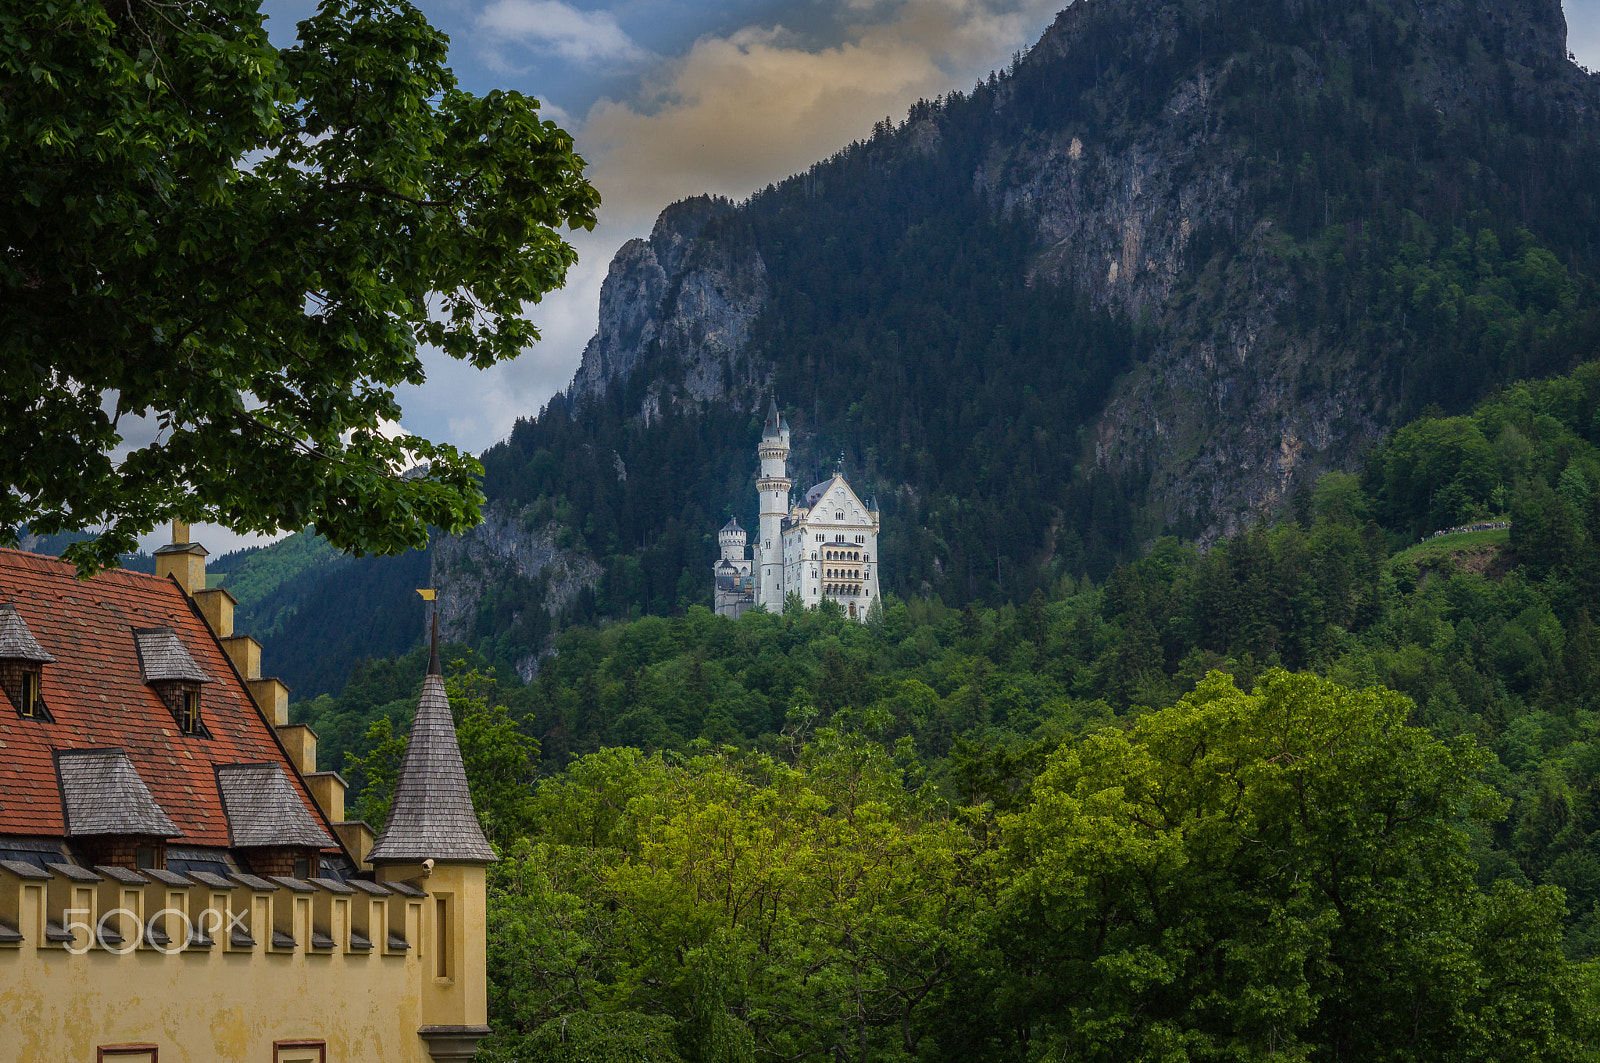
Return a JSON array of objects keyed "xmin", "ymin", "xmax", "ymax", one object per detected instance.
[{"xmin": 0, "ymin": 859, "xmax": 426, "ymax": 960}]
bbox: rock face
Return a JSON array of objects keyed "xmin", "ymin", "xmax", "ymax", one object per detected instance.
[
  {"xmin": 563, "ymin": 0, "xmax": 1593, "ymax": 544},
  {"xmin": 568, "ymin": 196, "xmax": 769, "ymax": 411},
  {"xmin": 430, "ymin": 502, "xmax": 602, "ymax": 680}
]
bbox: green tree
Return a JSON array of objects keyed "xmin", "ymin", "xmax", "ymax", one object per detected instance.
[
  {"xmin": 2, "ymin": 0, "xmax": 599, "ymax": 572},
  {"xmin": 944, "ymin": 671, "xmax": 1596, "ymax": 1062}
]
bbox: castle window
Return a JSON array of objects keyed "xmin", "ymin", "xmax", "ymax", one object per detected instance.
[
  {"xmin": 294, "ymin": 855, "xmax": 312, "ymax": 879},
  {"xmin": 836, "ymin": 511, "xmax": 844, "ymax": 520}
]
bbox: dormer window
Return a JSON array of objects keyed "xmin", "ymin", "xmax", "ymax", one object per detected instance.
[
  {"xmin": 0, "ymin": 601, "xmax": 56, "ymax": 722},
  {"xmin": 181, "ymin": 689, "xmax": 201, "ymax": 734},
  {"xmin": 19, "ymin": 670, "xmax": 42, "ymax": 718},
  {"xmin": 133, "ymin": 627, "xmax": 213, "ymax": 738}
]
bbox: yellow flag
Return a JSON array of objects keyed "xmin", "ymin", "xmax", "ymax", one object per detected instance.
[{"xmin": 416, "ymin": 589, "xmax": 437, "ymax": 601}]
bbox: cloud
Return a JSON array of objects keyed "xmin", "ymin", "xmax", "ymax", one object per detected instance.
[
  {"xmin": 476, "ymin": 0, "xmax": 646, "ymax": 64},
  {"xmin": 580, "ymin": 0, "xmax": 1059, "ymax": 215}
]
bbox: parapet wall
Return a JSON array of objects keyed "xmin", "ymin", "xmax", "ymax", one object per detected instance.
[{"xmin": 0, "ymin": 861, "xmax": 433, "ymax": 1063}]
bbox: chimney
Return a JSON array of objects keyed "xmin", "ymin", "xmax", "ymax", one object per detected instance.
[{"xmin": 153, "ymin": 520, "xmax": 208, "ymax": 596}]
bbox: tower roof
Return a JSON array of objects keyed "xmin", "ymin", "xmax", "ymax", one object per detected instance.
[
  {"xmin": 0, "ymin": 602, "xmax": 53, "ymax": 662},
  {"xmin": 366, "ymin": 616, "xmax": 496, "ymax": 864},
  {"xmin": 762, "ymin": 397, "xmax": 783, "ymax": 438},
  {"xmin": 720, "ymin": 516, "xmax": 745, "ymax": 534}
]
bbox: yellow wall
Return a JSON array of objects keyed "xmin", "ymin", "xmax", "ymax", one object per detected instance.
[{"xmin": 0, "ymin": 867, "xmax": 478, "ymax": 1063}]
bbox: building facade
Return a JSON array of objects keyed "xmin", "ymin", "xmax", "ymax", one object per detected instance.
[
  {"xmin": 0, "ymin": 525, "xmax": 492, "ymax": 1063},
  {"xmin": 714, "ymin": 401, "xmax": 882, "ymax": 621}
]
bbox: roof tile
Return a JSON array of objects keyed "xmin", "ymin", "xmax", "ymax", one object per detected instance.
[{"xmin": 0, "ymin": 549, "xmax": 340, "ymax": 851}]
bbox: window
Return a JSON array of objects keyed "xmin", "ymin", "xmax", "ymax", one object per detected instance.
[
  {"xmin": 273, "ymin": 1042, "xmax": 326, "ymax": 1063},
  {"xmin": 96, "ymin": 1047, "xmax": 157, "ymax": 1063},
  {"xmin": 179, "ymin": 689, "xmax": 200, "ymax": 734},
  {"xmin": 836, "ymin": 511, "xmax": 844, "ymax": 520},
  {"xmin": 293, "ymin": 855, "xmax": 311, "ymax": 879},
  {"xmin": 19, "ymin": 670, "xmax": 40, "ymax": 718},
  {"xmin": 436, "ymin": 897, "xmax": 450, "ymax": 980},
  {"xmin": 135, "ymin": 846, "xmax": 158, "ymax": 870}
]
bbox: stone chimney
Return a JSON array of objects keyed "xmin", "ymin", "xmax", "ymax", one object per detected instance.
[{"xmin": 153, "ymin": 520, "xmax": 208, "ymax": 596}]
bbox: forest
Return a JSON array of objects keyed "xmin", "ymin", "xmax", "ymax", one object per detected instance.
[
  {"xmin": 474, "ymin": 0, "xmax": 1600, "ymax": 628},
  {"xmin": 291, "ymin": 360, "xmax": 1600, "ymax": 1059}
]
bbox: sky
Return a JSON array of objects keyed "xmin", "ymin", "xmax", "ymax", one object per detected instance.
[{"xmin": 150, "ymin": 0, "xmax": 1600, "ymax": 555}]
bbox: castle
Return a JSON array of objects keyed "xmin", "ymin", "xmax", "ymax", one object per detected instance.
[
  {"xmin": 714, "ymin": 401, "xmax": 881, "ymax": 621},
  {"xmin": 0, "ymin": 524, "xmax": 492, "ymax": 1063}
]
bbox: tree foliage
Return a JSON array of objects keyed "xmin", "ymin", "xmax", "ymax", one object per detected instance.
[
  {"xmin": 0, "ymin": 0, "xmax": 598, "ymax": 572},
  {"xmin": 475, "ymin": 674, "xmax": 1598, "ymax": 1063}
]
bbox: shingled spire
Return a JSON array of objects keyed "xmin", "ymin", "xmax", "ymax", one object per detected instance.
[{"xmin": 366, "ymin": 611, "xmax": 495, "ymax": 864}]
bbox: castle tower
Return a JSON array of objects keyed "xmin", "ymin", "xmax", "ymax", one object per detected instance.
[
  {"xmin": 718, "ymin": 516, "xmax": 747, "ymax": 562},
  {"xmin": 756, "ymin": 397, "xmax": 791, "ymax": 610},
  {"xmin": 369, "ymin": 614, "xmax": 497, "ymax": 1062}
]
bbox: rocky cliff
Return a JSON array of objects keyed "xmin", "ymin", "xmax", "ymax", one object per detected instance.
[{"xmin": 559, "ymin": 0, "xmax": 1595, "ymax": 549}]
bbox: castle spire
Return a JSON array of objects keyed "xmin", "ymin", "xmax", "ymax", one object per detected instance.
[{"xmin": 366, "ymin": 618, "xmax": 494, "ymax": 865}]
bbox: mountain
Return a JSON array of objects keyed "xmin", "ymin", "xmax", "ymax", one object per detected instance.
[
  {"xmin": 456, "ymin": 0, "xmax": 1600, "ymax": 665},
  {"xmin": 106, "ymin": 0, "xmax": 1600, "ymax": 693}
]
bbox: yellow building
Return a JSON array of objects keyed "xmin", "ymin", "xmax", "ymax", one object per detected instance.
[{"xmin": 0, "ymin": 527, "xmax": 493, "ymax": 1063}]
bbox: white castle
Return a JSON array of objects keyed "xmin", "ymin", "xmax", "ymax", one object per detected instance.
[{"xmin": 714, "ymin": 400, "xmax": 881, "ymax": 621}]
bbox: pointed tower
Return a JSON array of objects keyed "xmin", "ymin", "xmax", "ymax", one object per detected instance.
[
  {"xmin": 368, "ymin": 613, "xmax": 496, "ymax": 1062},
  {"xmin": 756, "ymin": 397, "xmax": 791, "ymax": 610}
]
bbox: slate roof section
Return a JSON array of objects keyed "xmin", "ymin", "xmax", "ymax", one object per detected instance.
[
  {"xmin": 0, "ymin": 549, "xmax": 343, "ymax": 850},
  {"xmin": 0, "ymin": 859, "xmax": 52, "ymax": 880},
  {"xmin": 805, "ymin": 476, "xmax": 839, "ymax": 508},
  {"xmin": 762, "ymin": 397, "xmax": 782, "ymax": 437},
  {"xmin": 215, "ymin": 764, "xmax": 336, "ymax": 849},
  {"xmin": 366, "ymin": 665, "xmax": 496, "ymax": 865},
  {"xmin": 132, "ymin": 627, "xmax": 211, "ymax": 684},
  {"xmin": 0, "ymin": 602, "xmax": 54, "ymax": 662},
  {"xmin": 55, "ymin": 748, "xmax": 182, "ymax": 838}
]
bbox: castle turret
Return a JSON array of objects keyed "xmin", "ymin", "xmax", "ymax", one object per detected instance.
[
  {"xmin": 756, "ymin": 398, "xmax": 791, "ymax": 610},
  {"xmin": 718, "ymin": 516, "xmax": 748, "ymax": 562},
  {"xmin": 369, "ymin": 614, "xmax": 496, "ymax": 1062}
]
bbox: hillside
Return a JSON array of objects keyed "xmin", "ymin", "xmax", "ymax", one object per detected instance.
[
  {"xmin": 453, "ymin": 0, "xmax": 1600, "ymax": 669},
  {"xmin": 90, "ymin": 0, "xmax": 1600, "ymax": 695}
]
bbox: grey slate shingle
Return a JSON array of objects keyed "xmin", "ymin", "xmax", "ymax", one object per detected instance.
[
  {"xmin": 186, "ymin": 870, "xmax": 235, "ymax": 890},
  {"xmin": 214, "ymin": 764, "xmax": 335, "ymax": 849},
  {"xmin": 44, "ymin": 862, "xmax": 102, "ymax": 882},
  {"xmin": 0, "ymin": 602, "xmax": 54, "ymax": 662},
  {"xmin": 55, "ymin": 749, "xmax": 182, "ymax": 838},
  {"xmin": 365, "ymin": 670, "xmax": 496, "ymax": 864},
  {"xmin": 131, "ymin": 627, "xmax": 211, "ymax": 684},
  {"xmin": 0, "ymin": 859, "xmax": 52, "ymax": 880}
]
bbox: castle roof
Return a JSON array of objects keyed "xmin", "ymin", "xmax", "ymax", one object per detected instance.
[
  {"xmin": 763, "ymin": 397, "xmax": 784, "ymax": 438},
  {"xmin": 366, "ymin": 624, "xmax": 496, "ymax": 865},
  {"xmin": 0, "ymin": 549, "xmax": 339, "ymax": 850},
  {"xmin": 720, "ymin": 516, "xmax": 745, "ymax": 535},
  {"xmin": 805, "ymin": 476, "xmax": 842, "ymax": 508}
]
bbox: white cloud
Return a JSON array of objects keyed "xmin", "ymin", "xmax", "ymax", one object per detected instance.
[{"xmin": 477, "ymin": 0, "xmax": 646, "ymax": 63}]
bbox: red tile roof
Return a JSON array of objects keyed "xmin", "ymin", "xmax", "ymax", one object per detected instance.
[{"xmin": 0, "ymin": 549, "xmax": 339, "ymax": 851}]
